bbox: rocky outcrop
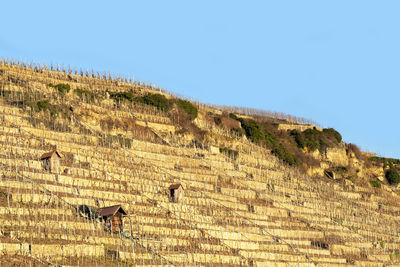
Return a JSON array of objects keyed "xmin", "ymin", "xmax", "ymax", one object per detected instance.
[{"xmin": 324, "ymin": 144, "xmax": 348, "ymax": 167}]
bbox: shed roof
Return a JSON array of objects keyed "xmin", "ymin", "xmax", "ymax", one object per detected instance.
[
  {"xmin": 169, "ymin": 184, "xmax": 183, "ymax": 190},
  {"xmin": 40, "ymin": 150, "xmax": 62, "ymax": 160},
  {"xmin": 98, "ymin": 205, "xmax": 127, "ymax": 217}
]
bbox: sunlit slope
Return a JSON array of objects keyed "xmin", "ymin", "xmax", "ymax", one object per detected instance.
[{"xmin": 0, "ymin": 60, "xmax": 399, "ymax": 266}]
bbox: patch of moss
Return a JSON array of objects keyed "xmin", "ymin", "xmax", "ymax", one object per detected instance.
[{"xmin": 369, "ymin": 180, "xmax": 381, "ymax": 188}]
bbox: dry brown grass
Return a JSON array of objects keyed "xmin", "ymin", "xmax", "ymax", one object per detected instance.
[
  {"xmin": 214, "ymin": 113, "xmax": 241, "ymax": 130},
  {"xmin": 0, "ymin": 255, "xmax": 48, "ymax": 267},
  {"xmin": 347, "ymin": 143, "xmax": 364, "ymax": 160}
]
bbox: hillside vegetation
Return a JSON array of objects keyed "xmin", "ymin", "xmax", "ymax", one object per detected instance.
[{"xmin": 0, "ymin": 59, "xmax": 399, "ymax": 266}]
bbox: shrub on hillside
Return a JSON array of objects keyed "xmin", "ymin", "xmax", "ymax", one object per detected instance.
[
  {"xmin": 290, "ymin": 130, "xmax": 304, "ymax": 148},
  {"xmin": 271, "ymin": 143, "xmax": 299, "ymax": 166},
  {"xmin": 290, "ymin": 129, "xmax": 319, "ymax": 150},
  {"xmin": 135, "ymin": 93, "xmax": 171, "ymax": 112},
  {"xmin": 228, "ymin": 114, "xmax": 261, "ymax": 141},
  {"xmin": 109, "ymin": 91, "xmax": 134, "ymax": 102},
  {"xmin": 36, "ymin": 101, "xmax": 72, "ymax": 120},
  {"xmin": 386, "ymin": 169, "xmax": 400, "ymax": 185},
  {"xmin": 177, "ymin": 99, "xmax": 198, "ymax": 118},
  {"xmin": 290, "ymin": 127, "xmax": 342, "ymax": 152},
  {"xmin": 369, "ymin": 157, "xmax": 400, "ymax": 168},
  {"xmin": 229, "ymin": 113, "xmax": 239, "ymax": 120},
  {"xmin": 369, "ymin": 180, "xmax": 381, "ymax": 188},
  {"xmin": 49, "ymin": 83, "xmax": 71, "ymax": 95},
  {"xmin": 238, "ymin": 118, "xmax": 265, "ymax": 143},
  {"xmin": 229, "ymin": 114, "xmax": 298, "ymax": 165},
  {"xmin": 37, "ymin": 100, "xmax": 50, "ymax": 111},
  {"xmin": 264, "ymin": 130, "xmax": 278, "ymax": 147},
  {"xmin": 322, "ymin": 128, "xmax": 342, "ymax": 143}
]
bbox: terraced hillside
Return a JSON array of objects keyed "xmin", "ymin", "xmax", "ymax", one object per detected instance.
[{"xmin": 0, "ymin": 60, "xmax": 400, "ymax": 266}]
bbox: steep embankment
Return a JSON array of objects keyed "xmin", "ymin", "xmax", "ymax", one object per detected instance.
[{"xmin": 0, "ymin": 60, "xmax": 400, "ymax": 266}]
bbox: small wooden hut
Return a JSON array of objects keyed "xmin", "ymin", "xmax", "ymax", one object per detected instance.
[
  {"xmin": 40, "ymin": 150, "xmax": 62, "ymax": 174},
  {"xmin": 98, "ymin": 205, "xmax": 127, "ymax": 232},
  {"xmin": 169, "ymin": 184, "xmax": 184, "ymax": 203}
]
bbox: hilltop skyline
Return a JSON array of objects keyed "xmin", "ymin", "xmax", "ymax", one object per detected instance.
[{"xmin": 1, "ymin": 0, "xmax": 399, "ymax": 158}]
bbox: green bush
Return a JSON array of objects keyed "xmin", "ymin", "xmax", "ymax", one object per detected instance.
[
  {"xmin": 303, "ymin": 128, "xmax": 326, "ymax": 150},
  {"xmin": 230, "ymin": 115, "xmax": 298, "ymax": 165},
  {"xmin": 177, "ymin": 99, "xmax": 198, "ymax": 118},
  {"xmin": 369, "ymin": 157, "xmax": 400, "ymax": 168},
  {"xmin": 49, "ymin": 83, "xmax": 71, "ymax": 95},
  {"xmin": 290, "ymin": 130, "xmax": 306, "ymax": 149},
  {"xmin": 369, "ymin": 180, "xmax": 381, "ymax": 188},
  {"xmin": 271, "ymin": 143, "xmax": 299, "ymax": 166},
  {"xmin": 264, "ymin": 130, "xmax": 278, "ymax": 147},
  {"xmin": 37, "ymin": 100, "xmax": 50, "ymax": 111},
  {"xmin": 109, "ymin": 91, "xmax": 134, "ymax": 102},
  {"xmin": 135, "ymin": 93, "xmax": 171, "ymax": 112},
  {"xmin": 386, "ymin": 169, "xmax": 400, "ymax": 185},
  {"xmin": 230, "ymin": 115, "xmax": 268, "ymax": 144},
  {"xmin": 36, "ymin": 101, "xmax": 72, "ymax": 120},
  {"xmin": 229, "ymin": 113, "xmax": 239, "ymax": 120},
  {"xmin": 290, "ymin": 127, "xmax": 342, "ymax": 151},
  {"xmin": 238, "ymin": 118, "xmax": 265, "ymax": 143},
  {"xmin": 322, "ymin": 128, "xmax": 342, "ymax": 143},
  {"xmin": 290, "ymin": 129, "xmax": 319, "ymax": 150}
]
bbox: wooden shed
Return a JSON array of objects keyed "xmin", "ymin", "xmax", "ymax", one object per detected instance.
[
  {"xmin": 169, "ymin": 184, "xmax": 184, "ymax": 203},
  {"xmin": 40, "ymin": 150, "xmax": 62, "ymax": 174},
  {"xmin": 98, "ymin": 205, "xmax": 127, "ymax": 232}
]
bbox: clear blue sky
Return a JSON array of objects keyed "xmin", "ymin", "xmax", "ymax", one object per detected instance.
[{"xmin": 1, "ymin": 1, "xmax": 399, "ymax": 158}]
